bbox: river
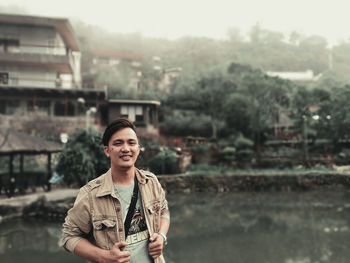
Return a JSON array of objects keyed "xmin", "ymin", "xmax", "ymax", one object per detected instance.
[{"xmin": 0, "ymin": 190, "xmax": 350, "ymax": 263}]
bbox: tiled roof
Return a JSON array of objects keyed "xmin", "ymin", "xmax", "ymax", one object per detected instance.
[{"xmin": 0, "ymin": 129, "xmax": 62, "ymax": 154}]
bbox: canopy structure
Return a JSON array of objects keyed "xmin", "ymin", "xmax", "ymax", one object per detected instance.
[{"xmin": 0, "ymin": 129, "xmax": 62, "ymax": 197}]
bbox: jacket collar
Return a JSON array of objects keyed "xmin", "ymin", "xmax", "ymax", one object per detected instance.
[{"xmin": 96, "ymin": 168, "xmax": 147, "ymax": 198}]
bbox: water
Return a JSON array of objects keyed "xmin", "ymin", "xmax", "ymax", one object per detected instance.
[{"xmin": 1, "ymin": 190, "xmax": 350, "ymax": 263}]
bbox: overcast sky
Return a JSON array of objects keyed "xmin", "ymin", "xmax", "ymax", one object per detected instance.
[{"xmin": 1, "ymin": 0, "xmax": 350, "ymax": 46}]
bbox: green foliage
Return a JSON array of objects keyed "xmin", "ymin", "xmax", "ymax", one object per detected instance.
[
  {"xmin": 189, "ymin": 144, "xmax": 210, "ymax": 154},
  {"xmin": 161, "ymin": 110, "xmax": 212, "ymax": 137},
  {"xmin": 234, "ymin": 135, "xmax": 254, "ymax": 149},
  {"xmin": 222, "ymin": 146, "xmax": 236, "ymax": 164},
  {"xmin": 71, "ymin": 20, "xmax": 350, "ymax": 168},
  {"xmin": 334, "ymin": 148, "xmax": 350, "ymax": 165},
  {"xmin": 148, "ymin": 150, "xmax": 178, "ymax": 175},
  {"xmin": 234, "ymin": 135, "xmax": 254, "ymax": 163},
  {"xmin": 185, "ymin": 163, "xmax": 228, "ymax": 176},
  {"xmin": 55, "ymin": 129, "xmax": 109, "ymax": 186}
]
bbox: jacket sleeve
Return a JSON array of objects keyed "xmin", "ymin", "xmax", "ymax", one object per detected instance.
[{"xmin": 60, "ymin": 187, "xmax": 92, "ymax": 253}]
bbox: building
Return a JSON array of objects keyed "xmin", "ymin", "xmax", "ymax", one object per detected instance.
[
  {"xmin": 0, "ymin": 14, "xmax": 161, "ymax": 141},
  {"xmin": 266, "ymin": 70, "xmax": 322, "ymax": 82},
  {"xmin": 0, "ymin": 13, "xmax": 81, "ymax": 89},
  {"xmin": 107, "ymin": 99, "xmax": 160, "ymax": 138},
  {"xmin": 0, "ymin": 14, "xmax": 106, "ymax": 138},
  {"xmin": 158, "ymin": 67, "xmax": 182, "ymax": 93},
  {"xmin": 85, "ymin": 50, "xmax": 143, "ymax": 91}
]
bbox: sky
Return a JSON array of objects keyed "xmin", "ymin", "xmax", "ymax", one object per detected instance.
[{"xmin": 1, "ymin": 0, "xmax": 350, "ymax": 46}]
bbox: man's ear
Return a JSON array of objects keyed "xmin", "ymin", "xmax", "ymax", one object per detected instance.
[{"xmin": 104, "ymin": 146, "xmax": 110, "ymax": 157}]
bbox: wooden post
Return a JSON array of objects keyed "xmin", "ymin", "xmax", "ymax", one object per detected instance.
[
  {"xmin": 8, "ymin": 153, "xmax": 15, "ymax": 197},
  {"xmin": 47, "ymin": 152, "xmax": 51, "ymax": 191},
  {"xmin": 20, "ymin": 154, "xmax": 24, "ymax": 174},
  {"xmin": 19, "ymin": 153, "xmax": 24, "ymax": 193}
]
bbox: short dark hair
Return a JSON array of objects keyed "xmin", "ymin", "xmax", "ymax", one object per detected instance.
[{"xmin": 102, "ymin": 117, "xmax": 136, "ymax": 146}]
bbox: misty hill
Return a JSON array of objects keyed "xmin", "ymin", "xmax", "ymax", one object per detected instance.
[{"xmin": 72, "ymin": 21, "xmax": 350, "ymax": 86}]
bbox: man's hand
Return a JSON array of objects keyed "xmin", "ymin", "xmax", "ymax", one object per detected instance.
[
  {"xmin": 148, "ymin": 233, "xmax": 165, "ymax": 259},
  {"xmin": 101, "ymin": 241, "xmax": 130, "ymax": 263}
]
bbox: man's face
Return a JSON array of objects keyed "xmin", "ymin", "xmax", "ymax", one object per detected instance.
[{"xmin": 104, "ymin": 127, "xmax": 140, "ymax": 170}]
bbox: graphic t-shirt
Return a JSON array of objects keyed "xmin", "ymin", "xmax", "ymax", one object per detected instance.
[{"xmin": 114, "ymin": 184, "xmax": 154, "ymax": 263}]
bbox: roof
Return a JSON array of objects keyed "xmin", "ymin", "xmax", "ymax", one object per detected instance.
[
  {"xmin": 266, "ymin": 70, "xmax": 322, "ymax": 82},
  {"xmin": 0, "ymin": 129, "xmax": 62, "ymax": 154},
  {"xmin": 91, "ymin": 50, "xmax": 143, "ymax": 61},
  {"xmin": 0, "ymin": 13, "xmax": 80, "ymax": 51},
  {"xmin": 108, "ymin": 99, "xmax": 161, "ymax": 106},
  {"xmin": 0, "ymin": 85, "xmax": 106, "ymax": 99}
]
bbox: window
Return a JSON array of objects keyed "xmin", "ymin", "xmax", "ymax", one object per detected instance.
[
  {"xmin": 54, "ymin": 101, "xmax": 75, "ymax": 116},
  {"xmin": 0, "ymin": 100, "xmax": 20, "ymax": 115},
  {"xmin": 0, "ymin": 39, "xmax": 20, "ymax": 53},
  {"xmin": 0, "ymin": 100, "xmax": 5, "ymax": 114},
  {"xmin": 120, "ymin": 105, "xmax": 143, "ymax": 122},
  {"xmin": 54, "ymin": 101, "xmax": 65, "ymax": 116},
  {"xmin": 27, "ymin": 100, "xmax": 51, "ymax": 116},
  {"xmin": 0, "ymin": 73, "xmax": 9, "ymax": 84},
  {"xmin": 6, "ymin": 100, "xmax": 20, "ymax": 115},
  {"xmin": 67, "ymin": 101, "xmax": 75, "ymax": 116}
]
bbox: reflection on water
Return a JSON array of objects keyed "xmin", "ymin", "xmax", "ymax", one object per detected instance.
[{"xmin": 1, "ymin": 190, "xmax": 350, "ymax": 263}]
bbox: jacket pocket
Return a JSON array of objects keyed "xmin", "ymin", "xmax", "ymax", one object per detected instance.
[
  {"xmin": 92, "ymin": 217, "xmax": 117, "ymax": 249},
  {"xmin": 93, "ymin": 218, "xmax": 116, "ymax": 230},
  {"xmin": 145, "ymin": 200, "xmax": 161, "ymax": 232},
  {"xmin": 146, "ymin": 200, "xmax": 161, "ymax": 215}
]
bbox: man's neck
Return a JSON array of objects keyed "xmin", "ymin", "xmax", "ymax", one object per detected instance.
[{"xmin": 111, "ymin": 166, "xmax": 135, "ymax": 186}]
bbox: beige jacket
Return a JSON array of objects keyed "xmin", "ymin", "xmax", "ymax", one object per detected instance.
[{"xmin": 60, "ymin": 168, "xmax": 170, "ymax": 263}]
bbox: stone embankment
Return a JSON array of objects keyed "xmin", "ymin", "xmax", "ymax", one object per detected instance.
[
  {"xmin": 159, "ymin": 173, "xmax": 350, "ymax": 193},
  {"xmin": 1, "ymin": 173, "xmax": 350, "ymax": 222},
  {"xmin": 0, "ymin": 189, "xmax": 78, "ymax": 222}
]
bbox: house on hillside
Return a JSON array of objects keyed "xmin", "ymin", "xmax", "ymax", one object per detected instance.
[
  {"xmin": 0, "ymin": 14, "xmax": 106, "ymax": 137},
  {"xmin": 84, "ymin": 50, "xmax": 143, "ymax": 91},
  {"xmin": 266, "ymin": 70, "xmax": 322, "ymax": 82},
  {"xmin": 106, "ymin": 99, "xmax": 161, "ymax": 138},
  {"xmin": 157, "ymin": 67, "xmax": 182, "ymax": 93},
  {"xmin": 266, "ymin": 70, "xmax": 323, "ymax": 139}
]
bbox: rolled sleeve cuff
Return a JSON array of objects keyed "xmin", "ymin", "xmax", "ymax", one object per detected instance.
[
  {"xmin": 161, "ymin": 211, "xmax": 170, "ymax": 221},
  {"xmin": 63, "ymin": 236, "xmax": 84, "ymax": 253}
]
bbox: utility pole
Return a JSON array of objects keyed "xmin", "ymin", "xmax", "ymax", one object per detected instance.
[{"xmin": 302, "ymin": 115, "xmax": 310, "ymax": 167}]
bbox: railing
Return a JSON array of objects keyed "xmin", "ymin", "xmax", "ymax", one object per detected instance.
[
  {"xmin": 0, "ymin": 76, "xmax": 74, "ymax": 89},
  {"xmin": 0, "ymin": 43, "xmax": 77, "ymax": 75},
  {"xmin": 1, "ymin": 43, "xmax": 67, "ymax": 55}
]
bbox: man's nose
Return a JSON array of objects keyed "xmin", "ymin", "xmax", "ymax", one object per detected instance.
[{"xmin": 121, "ymin": 144, "xmax": 130, "ymax": 152}]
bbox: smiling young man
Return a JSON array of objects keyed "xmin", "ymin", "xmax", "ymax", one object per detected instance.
[{"xmin": 61, "ymin": 118, "xmax": 170, "ymax": 263}]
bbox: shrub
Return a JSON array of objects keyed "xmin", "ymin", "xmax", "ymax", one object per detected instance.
[
  {"xmin": 55, "ymin": 129, "xmax": 109, "ymax": 186},
  {"xmin": 148, "ymin": 150, "xmax": 178, "ymax": 174},
  {"xmin": 334, "ymin": 148, "xmax": 350, "ymax": 165},
  {"xmin": 234, "ymin": 135, "xmax": 254, "ymax": 164},
  {"xmin": 222, "ymin": 146, "xmax": 236, "ymax": 164}
]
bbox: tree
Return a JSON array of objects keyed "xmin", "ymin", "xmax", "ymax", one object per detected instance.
[
  {"xmin": 327, "ymin": 86, "xmax": 350, "ymax": 143},
  {"xmin": 168, "ymin": 68, "xmax": 236, "ymax": 139},
  {"xmin": 55, "ymin": 129, "xmax": 109, "ymax": 186}
]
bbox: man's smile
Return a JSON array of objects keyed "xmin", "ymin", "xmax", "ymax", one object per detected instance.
[{"xmin": 120, "ymin": 155, "xmax": 132, "ymax": 160}]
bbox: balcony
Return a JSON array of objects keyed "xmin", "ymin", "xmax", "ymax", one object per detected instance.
[
  {"xmin": 0, "ymin": 42, "xmax": 76, "ymax": 74},
  {"xmin": 0, "ymin": 76, "xmax": 73, "ymax": 89},
  {"xmin": 0, "ymin": 52, "xmax": 74, "ymax": 74}
]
